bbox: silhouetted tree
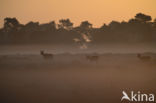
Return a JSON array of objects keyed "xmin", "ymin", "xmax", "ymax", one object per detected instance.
[
  {"xmin": 3, "ymin": 17, "xmax": 21, "ymax": 32},
  {"xmin": 80, "ymin": 21, "xmax": 92, "ymax": 30},
  {"xmin": 23, "ymin": 21, "xmax": 39, "ymax": 33},
  {"xmin": 39, "ymin": 21, "xmax": 56, "ymax": 31},
  {"xmin": 128, "ymin": 18, "xmax": 139, "ymax": 23},
  {"xmin": 109, "ymin": 21, "xmax": 120, "ymax": 29},
  {"xmin": 135, "ymin": 13, "xmax": 152, "ymax": 22},
  {"xmin": 0, "ymin": 12, "xmax": 156, "ymax": 45},
  {"xmin": 4, "ymin": 17, "xmax": 19, "ymax": 28},
  {"xmin": 58, "ymin": 19, "xmax": 73, "ymax": 30},
  {"xmin": 100, "ymin": 24, "xmax": 108, "ymax": 30}
]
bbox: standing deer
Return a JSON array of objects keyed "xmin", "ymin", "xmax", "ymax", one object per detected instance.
[
  {"xmin": 86, "ymin": 55, "xmax": 99, "ymax": 62},
  {"xmin": 137, "ymin": 53, "xmax": 151, "ymax": 61},
  {"xmin": 40, "ymin": 50, "xmax": 53, "ymax": 59}
]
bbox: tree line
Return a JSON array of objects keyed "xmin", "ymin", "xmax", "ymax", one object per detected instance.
[{"xmin": 0, "ymin": 13, "xmax": 156, "ymax": 45}]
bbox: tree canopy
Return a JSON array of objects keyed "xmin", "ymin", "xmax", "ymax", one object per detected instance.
[{"xmin": 0, "ymin": 13, "xmax": 156, "ymax": 45}]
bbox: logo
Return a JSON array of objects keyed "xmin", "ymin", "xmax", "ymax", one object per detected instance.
[{"xmin": 121, "ymin": 91, "xmax": 155, "ymax": 102}]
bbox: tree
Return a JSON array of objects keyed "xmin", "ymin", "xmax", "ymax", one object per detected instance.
[
  {"xmin": 100, "ymin": 23, "xmax": 108, "ymax": 30},
  {"xmin": 24, "ymin": 21, "xmax": 39, "ymax": 32},
  {"xmin": 58, "ymin": 19, "xmax": 73, "ymax": 30},
  {"xmin": 49, "ymin": 21, "xmax": 56, "ymax": 30},
  {"xmin": 39, "ymin": 21, "xmax": 56, "ymax": 31},
  {"xmin": 79, "ymin": 21, "xmax": 92, "ymax": 30},
  {"xmin": 128, "ymin": 18, "xmax": 139, "ymax": 23},
  {"xmin": 109, "ymin": 21, "xmax": 120, "ymax": 28},
  {"xmin": 4, "ymin": 17, "xmax": 20, "ymax": 32},
  {"xmin": 135, "ymin": 13, "xmax": 152, "ymax": 22}
]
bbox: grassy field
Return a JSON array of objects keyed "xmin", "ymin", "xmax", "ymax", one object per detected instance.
[{"xmin": 0, "ymin": 53, "xmax": 156, "ymax": 103}]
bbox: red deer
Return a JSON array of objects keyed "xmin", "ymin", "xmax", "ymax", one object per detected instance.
[
  {"xmin": 86, "ymin": 55, "xmax": 99, "ymax": 62},
  {"xmin": 40, "ymin": 50, "xmax": 53, "ymax": 59},
  {"xmin": 137, "ymin": 53, "xmax": 151, "ymax": 61}
]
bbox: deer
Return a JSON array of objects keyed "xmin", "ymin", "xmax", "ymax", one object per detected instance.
[
  {"xmin": 86, "ymin": 55, "xmax": 99, "ymax": 62},
  {"xmin": 40, "ymin": 50, "xmax": 53, "ymax": 59},
  {"xmin": 137, "ymin": 53, "xmax": 151, "ymax": 61}
]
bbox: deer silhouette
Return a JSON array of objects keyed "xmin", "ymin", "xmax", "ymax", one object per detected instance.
[
  {"xmin": 40, "ymin": 50, "xmax": 53, "ymax": 59},
  {"xmin": 137, "ymin": 53, "xmax": 151, "ymax": 61},
  {"xmin": 86, "ymin": 55, "xmax": 99, "ymax": 62}
]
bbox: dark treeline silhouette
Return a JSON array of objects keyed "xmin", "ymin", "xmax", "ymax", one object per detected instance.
[{"xmin": 0, "ymin": 13, "xmax": 156, "ymax": 45}]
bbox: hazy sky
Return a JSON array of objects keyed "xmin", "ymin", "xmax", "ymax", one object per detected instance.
[{"xmin": 0, "ymin": 0, "xmax": 156, "ymax": 27}]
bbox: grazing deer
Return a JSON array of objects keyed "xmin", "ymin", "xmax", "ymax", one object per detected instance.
[
  {"xmin": 86, "ymin": 55, "xmax": 99, "ymax": 62},
  {"xmin": 137, "ymin": 53, "xmax": 151, "ymax": 61},
  {"xmin": 40, "ymin": 50, "xmax": 53, "ymax": 59}
]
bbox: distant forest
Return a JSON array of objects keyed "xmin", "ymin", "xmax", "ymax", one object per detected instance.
[{"xmin": 0, "ymin": 13, "xmax": 156, "ymax": 45}]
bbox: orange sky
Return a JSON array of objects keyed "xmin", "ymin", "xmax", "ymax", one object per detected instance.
[{"xmin": 0, "ymin": 0, "xmax": 156, "ymax": 27}]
